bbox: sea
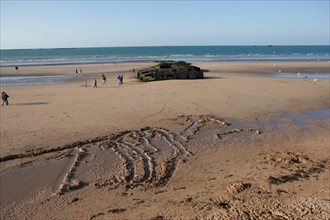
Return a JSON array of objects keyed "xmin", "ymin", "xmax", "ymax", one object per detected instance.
[{"xmin": 1, "ymin": 45, "xmax": 329, "ymax": 67}]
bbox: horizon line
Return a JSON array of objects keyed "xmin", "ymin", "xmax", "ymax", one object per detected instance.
[{"xmin": 1, "ymin": 44, "xmax": 329, "ymax": 50}]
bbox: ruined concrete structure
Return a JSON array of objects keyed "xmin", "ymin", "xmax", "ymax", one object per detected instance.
[{"xmin": 137, "ymin": 61, "xmax": 204, "ymax": 82}]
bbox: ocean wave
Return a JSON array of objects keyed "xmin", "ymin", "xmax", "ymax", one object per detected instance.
[{"xmin": 1, "ymin": 46, "xmax": 329, "ymax": 67}]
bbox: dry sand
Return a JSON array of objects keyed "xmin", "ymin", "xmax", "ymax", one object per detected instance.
[{"xmin": 0, "ymin": 61, "xmax": 329, "ymax": 219}]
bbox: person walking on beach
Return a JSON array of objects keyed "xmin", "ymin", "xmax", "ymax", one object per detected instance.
[
  {"xmin": 117, "ymin": 75, "xmax": 123, "ymax": 85},
  {"xmin": 117, "ymin": 75, "xmax": 121, "ymax": 85},
  {"xmin": 102, "ymin": 74, "xmax": 106, "ymax": 85},
  {"xmin": 93, "ymin": 78, "xmax": 98, "ymax": 88},
  {"xmin": 80, "ymin": 69, "xmax": 83, "ymax": 75},
  {"xmin": 120, "ymin": 75, "xmax": 124, "ymax": 84},
  {"xmin": 1, "ymin": 91, "xmax": 9, "ymax": 106}
]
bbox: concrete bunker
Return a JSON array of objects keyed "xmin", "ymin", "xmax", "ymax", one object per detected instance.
[{"xmin": 137, "ymin": 61, "xmax": 204, "ymax": 82}]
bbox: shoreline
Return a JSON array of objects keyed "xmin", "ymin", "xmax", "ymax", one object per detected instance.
[
  {"xmin": 0, "ymin": 59, "xmax": 155, "ymax": 68},
  {"xmin": 0, "ymin": 61, "xmax": 154, "ymax": 77},
  {"xmin": 1, "ymin": 58, "xmax": 329, "ymax": 68}
]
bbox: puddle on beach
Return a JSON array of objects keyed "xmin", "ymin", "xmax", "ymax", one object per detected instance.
[
  {"xmin": 0, "ymin": 155, "xmax": 71, "ymax": 204},
  {"xmin": 282, "ymin": 108, "xmax": 329, "ymax": 120},
  {"xmin": 0, "ymin": 72, "xmax": 124, "ymax": 86},
  {"xmin": 272, "ymin": 72, "xmax": 330, "ymax": 79},
  {"xmin": 0, "ymin": 109, "xmax": 328, "ymax": 205},
  {"xmin": 0, "ymin": 75, "xmax": 78, "ymax": 86},
  {"xmin": 273, "ymin": 108, "xmax": 329, "ymax": 127}
]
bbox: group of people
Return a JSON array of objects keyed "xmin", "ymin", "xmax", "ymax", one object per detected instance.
[
  {"xmin": 92, "ymin": 74, "xmax": 124, "ymax": 88},
  {"xmin": 76, "ymin": 68, "xmax": 83, "ymax": 75}
]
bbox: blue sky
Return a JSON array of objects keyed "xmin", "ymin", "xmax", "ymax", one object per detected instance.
[{"xmin": 0, "ymin": 0, "xmax": 329, "ymax": 49}]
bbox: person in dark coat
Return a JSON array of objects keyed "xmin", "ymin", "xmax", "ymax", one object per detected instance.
[
  {"xmin": 102, "ymin": 74, "xmax": 106, "ymax": 85},
  {"xmin": 1, "ymin": 92, "xmax": 9, "ymax": 106},
  {"xmin": 93, "ymin": 78, "xmax": 98, "ymax": 88}
]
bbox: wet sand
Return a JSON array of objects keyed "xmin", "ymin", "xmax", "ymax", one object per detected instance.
[{"xmin": 0, "ymin": 61, "xmax": 329, "ymax": 219}]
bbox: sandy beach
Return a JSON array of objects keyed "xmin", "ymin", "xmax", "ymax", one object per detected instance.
[{"xmin": 0, "ymin": 61, "xmax": 329, "ymax": 219}]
